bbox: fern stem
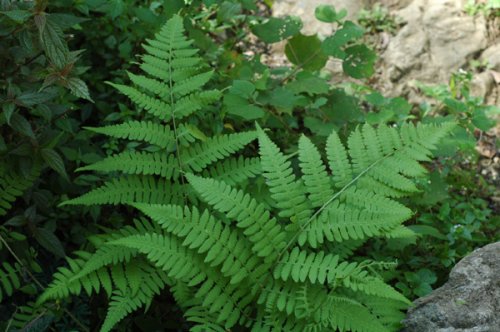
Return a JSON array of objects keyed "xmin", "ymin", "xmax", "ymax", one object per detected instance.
[
  {"xmin": 0, "ymin": 234, "xmax": 44, "ymax": 291},
  {"xmin": 167, "ymin": 23, "xmax": 187, "ymax": 202},
  {"xmin": 0, "ymin": 234, "xmax": 90, "ymax": 332}
]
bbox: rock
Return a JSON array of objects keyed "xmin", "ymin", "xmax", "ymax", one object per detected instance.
[
  {"xmin": 471, "ymin": 71, "xmax": 495, "ymax": 100},
  {"xmin": 481, "ymin": 44, "xmax": 500, "ymax": 71},
  {"xmin": 402, "ymin": 242, "xmax": 500, "ymax": 332},
  {"xmin": 380, "ymin": 0, "xmax": 489, "ymax": 98}
]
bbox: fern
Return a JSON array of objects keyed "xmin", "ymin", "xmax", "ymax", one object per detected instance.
[
  {"xmin": 0, "ymin": 262, "xmax": 22, "ymax": 302},
  {"xmin": 0, "ymin": 165, "xmax": 40, "ymax": 216},
  {"xmin": 63, "ymin": 14, "xmax": 256, "ymax": 207},
  {"xmin": 42, "ymin": 13, "xmax": 455, "ymax": 332}
]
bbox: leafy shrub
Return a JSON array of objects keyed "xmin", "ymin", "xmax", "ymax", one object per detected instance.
[{"xmin": 0, "ymin": 1, "xmax": 94, "ymax": 323}]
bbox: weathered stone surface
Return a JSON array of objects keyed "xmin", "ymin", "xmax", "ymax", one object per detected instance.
[
  {"xmin": 382, "ymin": 0, "xmax": 489, "ymax": 99},
  {"xmin": 402, "ymin": 242, "xmax": 500, "ymax": 332},
  {"xmin": 481, "ymin": 44, "xmax": 500, "ymax": 71},
  {"xmin": 270, "ymin": 0, "xmax": 499, "ymax": 103}
]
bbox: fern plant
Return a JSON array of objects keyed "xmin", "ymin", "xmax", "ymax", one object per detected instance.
[
  {"xmin": 61, "ymin": 14, "xmax": 259, "ymax": 208},
  {"xmin": 40, "ymin": 95, "xmax": 453, "ymax": 332}
]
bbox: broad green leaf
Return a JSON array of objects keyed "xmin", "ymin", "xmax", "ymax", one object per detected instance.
[
  {"xmin": 472, "ymin": 110, "xmax": 496, "ymax": 131},
  {"xmin": 285, "ymin": 34, "xmax": 328, "ymax": 71},
  {"xmin": 64, "ymin": 77, "xmax": 93, "ymax": 101},
  {"xmin": 407, "ymin": 225, "xmax": 446, "ymax": 240},
  {"xmin": 287, "ymin": 71, "xmax": 329, "ymax": 95},
  {"xmin": 322, "ymin": 21, "xmax": 364, "ymax": 58},
  {"xmin": 2, "ymin": 103, "xmax": 15, "ymax": 125},
  {"xmin": 41, "ymin": 148, "xmax": 68, "ymax": 180},
  {"xmin": 231, "ymin": 80, "xmax": 255, "ymax": 98},
  {"xmin": 39, "ymin": 18, "xmax": 69, "ymax": 68},
  {"xmin": 48, "ymin": 14, "xmax": 88, "ymax": 30},
  {"xmin": 17, "ymin": 91, "xmax": 56, "ymax": 106},
  {"xmin": 342, "ymin": 44, "xmax": 376, "ymax": 78},
  {"xmin": 33, "ymin": 227, "xmax": 66, "ymax": 258},
  {"xmin": 9, "ymin": 113, "xmax": 35, "ymax": 139},
  {"xmin": 0, "ymin": 10, "xmax": 32, "ymax": 23},
  {"xmin": 267, "ymin": 87, "xmax": 300, "ymax": 113},
  {"xmin": 251, "ymin": 16, "xmax": 302, "ymax": 43},
  {"xmin": 314, "ymin": 5, "xmax": 347, "ymax": 23},
  {"xmin": 217, "ymin": 1, "xmax": 242, "ymax": 22},
  {"xmin": 304, "ymin": 117, "xmax": 337, "ymax": 136},
  {"xmin": 224, "ymin": 94, "xmax": 264, "ymax": 120}
]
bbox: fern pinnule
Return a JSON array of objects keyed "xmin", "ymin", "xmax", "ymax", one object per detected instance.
[
  {"xmin": 61, "ymin": 176, "xmax": 184, "ymax": 206},
  {"xmin": 0, "ymin": 165, "xmax": 40, "ymax": 216},
  {"xmin": 257, "ymin": 126, "xmax": 311, "ymax": 224},
  {"xmin": 298, "ymin": 135, "xmax": 334, "ymax": 208},
  {"xmin": 0, "ymin": 262, "xmax": 22, "ymax": 302},
  {"xmin": 84, "ymin": 121, "xmax": 196, "ymax": 149},
  {"xmin": 202, "ymin": 156, "xmax": 261, "ymax": 186}
]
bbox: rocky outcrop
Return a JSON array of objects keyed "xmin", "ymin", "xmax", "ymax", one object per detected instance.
[
  {"xmin": 271, "ymin": 0, "xmax": 499, "ymax": 104},
  {"xmin": 381, "ymin": 0, "xmax": 489, "ymax": 101},
  {"xmin": 402, "ymin": 242, "xmax": 500, "ymax": 332}
]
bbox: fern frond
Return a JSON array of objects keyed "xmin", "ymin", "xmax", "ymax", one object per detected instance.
[
  {"xmin": 100, "ymin": 267, "xmax": 169, "ymax": 332},
  {"xmin": 109, "ymin": 82, "xmax": 172, "ymax": 120},
  {"xmin": 345, "ymin": 277, "xmax": 411, "ymax": 305},
  {"xmin": 185, "ymin": 306, "xmax": 228, "ymax": 332},
  {"xmin": 100, "ymin": 291, "xmax": 144, "ymax": 332},
  {"xmin": 305, "ymin": 193, "xmax": 412, "ymax": 244},
  {"xmin": 327, "ymin": 296, "xmax": 388, "ymax": 332},
  {"xmin": 0, "ymin": 165, "xmax": 40, "ymax": 215},
  {"xmin": 173, "ymin": 70, "xmax": 213, "ymax": 97},
  {"xmin": 257, "ymin": 127, "xmax": 311, "ymax": 224},
  {"xmin": 326, "ymin": 130, "xmax": 353, "ymax": 188},
  {"xmin": 110, "ymin": 232, "xmax": 253, "ymax": 328},
  {"xmin": 186, "ymin": 174, "xmax": 287, "ymax": 263},
  {"xmin": 202, "ymin": 156, "xmax": 261, "ymax": 186},
  {"xmin": 77, "ymin": 151, "xmax": 179, "ymax": 179},
  {"xmin": 37, "ymin": 253, "xmax": 92, "ymax": 303},
  {"xmin": 133, "ymin": 203, "xmax": 263, "ymax": 284},
  {"xmin": 173, "ymin": 90, "xmax": 221, "ymax": 119},
  {"xmin": 127, "ymin": 72, "xmax": 170, "ymax": 100},
  {"xmin": 109, "ymin": 233, "xmax": 207, "ymax": 285},
  {"xmin": 298, "ymin": 135, "xmax": 334, "ymax": 208},
  {"xmin": 0, "ymin": 262, "xmax": 22, "ymax": 302},
  {"xmin": 182, "ymin": 132, "xmax": 257, "ymax": 172},
  {"xmin": 61, "ymin": 176, "xmax": 183, "ymax": 206},
  {"xmin": 273, "ymin": 247, "xmax": 368, "ymax": 284},
  {"xmin": 84, "ymin": 121, "xmax": 197, "ymax": 149}
]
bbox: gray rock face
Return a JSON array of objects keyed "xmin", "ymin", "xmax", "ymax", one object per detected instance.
[
  {"xmin": 382, "ymin": 0, "xmax": 489, "ymax": 100},
  {"xmin": 402, "ymin": 242, "xmax": 500, "ymax": 332},
  {"xmin": 481, "ymin": 44, "xmax": 500, "ymax": 71}
]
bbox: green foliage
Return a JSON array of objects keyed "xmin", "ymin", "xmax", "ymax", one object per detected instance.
[
  {"xmin": 1, "ymin": 1, "xmax": 496, "ymax": 330},
  {"xmin": 358, "ymin": 4, "xmax": 402, "ymax": 34},
  {"xmin": 464, "ymin": 0, "xmax": 500, "ymax": 17},
  {"xmin": 61, "ymin": 14, "xmax": 258, "ymax": 208},
  {"xmin": 41, "ymin": 108, "xmax": 453, "ymax": 331},
  {"xmin": 417, "ymin": 70, "xmax": 499, "ymax": 156}
]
